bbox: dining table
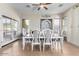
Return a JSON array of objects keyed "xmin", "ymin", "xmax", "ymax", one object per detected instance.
[{"xmin": 22, "ymin": 33, "xmax": 64, "ymax": 50}]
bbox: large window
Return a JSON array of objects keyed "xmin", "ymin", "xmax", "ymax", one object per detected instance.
[
  {"xmin": 53, "ymin": 16, "xmax": 61, "ymax": 34},
  {"xmin": 2, "ymin": 16, "xmax": 18, "ymax": 42}
]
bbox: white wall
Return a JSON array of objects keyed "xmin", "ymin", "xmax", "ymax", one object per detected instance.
[
  {"xmin": 72, "ymin": 6, "xmax": 79, "ymax": 46},
  {"xmin": 63, "ymin": 4, "xmax": 79, "ymax": 46},
  {"xmin": 0, "ymin": 17, "xmax": 3, "ymax": 45},
  {"xmin": 62, "ymin": 8, "xmax": 73, "ymax": 42},
  {"xmin": 0, "ymin": 4, "xmax": 21, "ymax": 41},
  {"xmin": 23, "ymin": 13, "xmax": 61, "ymax": 31},
  {"xmin": 29, "ymin": 14, "xmax": 41, "ymax": 31}
]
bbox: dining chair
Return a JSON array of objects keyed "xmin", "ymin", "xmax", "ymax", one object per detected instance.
[
  {"xmin": 51, "ymin": 30, "xmax": 56, "ymax": 49},
  {"xmin": 43, "ymin": 29, "xmax": 52, "ymax": 51},
  {"xmin": 31, "ymin": 30, "xmax": 41, "ymax": 51},
  {"xmin": 53, "ymin": 31, "xmax": 64, "ymax": 52},
  {"xmin": 22, "ymin": 28, "xmax": 33, "ymax": 50},
  {"xmin": 22, "ymin": 28, "xmax": 27, "ymax": 50},
  {"xmin": 60, "ymin": 30, "xmax": 64, "ymax": 51}
]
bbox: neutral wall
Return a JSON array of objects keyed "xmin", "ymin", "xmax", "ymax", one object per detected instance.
[
  {"xmin": 0, "ymin": 3, "xmax": 21, "ymax": 41},
  {"xmin": 72, "ymin": 6, "xmax": 79, "ymax": 46},
  {"xmin": 62, "ymin": 8, "xmax": 73, "ymax": 42},
  {"xmin": 62, "ymin": 5, "xmax": 79, "ymax": 46},
  {"xmin": 0, "ymin": 17, "xmax": 3, "ymax": 44},
  {"xmin": 23, "ymin": 13, "xmax": 61, "ymax": 31}
]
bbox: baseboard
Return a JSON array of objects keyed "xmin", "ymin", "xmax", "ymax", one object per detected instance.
[
  {"xmin": 67, "ymin": 41, "xmax": 79, "ymax": 48},
  {"xmin": 1, "ymin": 38, "xmax": 19, "ymax": 48}
]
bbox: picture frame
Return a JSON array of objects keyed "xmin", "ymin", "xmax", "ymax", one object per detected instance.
[{"xmin": 40, "ymin": 19, "xmax": 52, "ymax": 30}]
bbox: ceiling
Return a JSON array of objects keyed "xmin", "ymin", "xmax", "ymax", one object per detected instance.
[{"xmin": 8, "ymin": 3, "xmax": 76, "ymax": 18}]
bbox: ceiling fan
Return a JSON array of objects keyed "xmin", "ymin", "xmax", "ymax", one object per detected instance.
[{"xmin": 26, "ymin": 3, "xmax": 52, "ymax": 10}]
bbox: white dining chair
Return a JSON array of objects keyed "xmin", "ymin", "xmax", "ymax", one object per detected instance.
[
  {"xmin": 22, "ymin": 28, "xmax": 27, "ymax": 50},
  {"xmin": 53, "ymin": 31, "xmax": 64, "ymax": 52},
  {"xmin": 22, "ymin": 28, "xmax": 32, "ymax": 50},
  {"xmin": 43, "ymin": 29, "xmax": 52, "ymax": 51},
  {"xmin": 51, "ymin": 30, "xmax": 56, "ymax": 49},
  {"xmin": 60, "ymin": 30, "xmax": 64, "ymax": 51},
  {"xmin": 31, "ymin": 30, "xmax": 41, "ymax": 51}
]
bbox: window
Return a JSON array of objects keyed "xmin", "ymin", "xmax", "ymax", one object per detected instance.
[
  {"xmin": 2, "ymin": 16, "xmax": 18, "ymax": 42},
  {"xmin": 53, "ymin": 17, "xmax": 60, "ymax": 33}
]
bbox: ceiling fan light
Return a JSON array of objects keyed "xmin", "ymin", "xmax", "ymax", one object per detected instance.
[{"xmin": 40, "ymin": 5, "xmax": 44, "ymax": 8}]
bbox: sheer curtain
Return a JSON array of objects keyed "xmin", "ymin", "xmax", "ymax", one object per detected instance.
[{"xmin": 53, "ymin": 17, "xmax": 61, "ymax": 35}]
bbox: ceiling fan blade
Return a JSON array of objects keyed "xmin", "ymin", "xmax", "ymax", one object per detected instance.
[
  {"xmin": 44, "ymin": 7, "xmax": 48, "ymax": 10},
  {"xmin": 38, "ymin": 7, "xmax": 40, "ymax": 10},
  {"xmin": 46, "ymin": 3, "xmax": 52, "ymax": 5},
  {"xmin": 32, "ymin": 4, "xmax": 40, "ymax": 6},
  {"xmin": 58, "ymin": 4, "xmax": 63, "ymax": 7},
  {"xmin": 26, "ymin": 5, "xmax": 31, "ymax": 8}
]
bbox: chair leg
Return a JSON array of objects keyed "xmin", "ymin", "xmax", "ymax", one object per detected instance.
[
  {"xmin": 54, "ymin": 41, "xmax": 56, "ymax": 49},
  {"xmin": 57, "ymin": 41, "xmax": 60, "ymax": 52},
  {"xmin": 56, "ymin": 41, "xmax": 58, "ymax": 50},
  {"xmin": 51, "ymin": 45, "xmax": 52, "ymax": 51},
  {"xmin": 60, "ymin": 41, "xmax": 63, "ymax": 53},
  {"xmin": 59, "ymin": 41, "xmax": 61, "ymax": 50},
  {"xmin": 40, "ymin": 45, "xmax": 41, "ymax": 52},
  {"xmin": 23, "ymin": 44, "xmax": 25, "ymax": 50},
  {"xmin": 23, "ymin": 38, "xmax": 25, "ymax": 50},
  {"xmin": 54, "ymin": 40, "xmax": 56, "ymax": 50},
  {"xmin": 43, "ymin": 45, "xmax": 45, "ymax": 52},
  {"xmin": 52, "ymin": 41, "xmax": 55, "ymax": 49},
  {"xmin": 32, "ymin": 44, "xmax": 33, "ymax": 51}
]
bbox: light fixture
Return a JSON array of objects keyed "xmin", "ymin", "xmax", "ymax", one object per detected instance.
[
  {"xmin": 26, "ymin": 3, "xmax": 51, "ymax": 11},
  {"xmin": 40, "ymin": 5, "xmax": 44, "ymax": 8},
  {"xmin": 25, "ymin": 20, "xmax": 29, "ymax": 25}
]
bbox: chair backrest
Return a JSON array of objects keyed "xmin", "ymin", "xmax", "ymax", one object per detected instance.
[
  {"xmin": 43, "ymin": 29, "xmax": 52, "ymax": 43},
  {"xmin": 60, "ymin": 30, "xmax": 64, "ymax": 36},
  {"xmin": 53, "ymin": 29, "xmax": 63, "ymax": 37},
  {"xmin": 53, "ymin": 29, "xmax": 60, "ymax": 37},
  {"xmin": 22, "ymin": 28, "xmax": 26, "ymax": 36},
  {"xmin": 51, "ymin": 30, "xmax": 54, "ymax": 37},
  {"xmin": 32, "ymin": 30, "xmax": 40, "ymax": 42}
]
